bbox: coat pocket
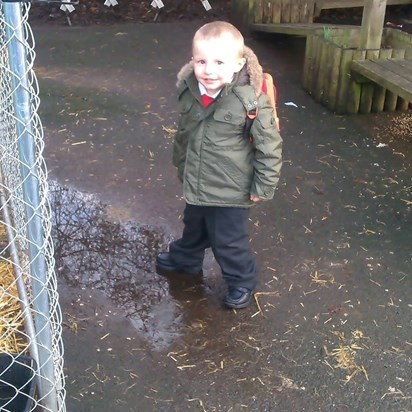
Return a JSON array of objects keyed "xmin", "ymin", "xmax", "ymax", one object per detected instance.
[
  {"xmin": 209, "ymin": 109, "xmax": 246, "ymax": 146},
  {"xmin": 213, "ymin": 109, "xmax": 245, "ymax": 126}
]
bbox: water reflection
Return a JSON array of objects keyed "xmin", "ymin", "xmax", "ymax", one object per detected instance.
[{"xmin": 50, "ymin": 182, "xmax": 185, "ymax": 350}]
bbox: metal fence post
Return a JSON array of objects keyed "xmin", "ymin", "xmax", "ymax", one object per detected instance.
[{"xmin": 3, "ymin": 1, "xmax": 58, "ymax": 410}]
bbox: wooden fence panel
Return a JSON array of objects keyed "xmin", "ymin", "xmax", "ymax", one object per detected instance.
[
  {"xmin": 262, "ymin": 0, "xmax": 272, "ymax": 23},
  {"xmin": 254, "ymin": 0, "xmax": 264, "ymax": 23},
  {"xmin": 281, "ymin": 0, "xmax": 292, "ymax": 23},
  {"xmin": 272, "ymin": 0, "xmax": 282, "ymax": 23}
]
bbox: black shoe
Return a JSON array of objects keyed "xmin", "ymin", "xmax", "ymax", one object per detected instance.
[
  {"xmin": 156, "ymin": 252, "xmax": 202, "ymax": 276},
  {"xmin": 224, "ymin": 287, "xmax": 253, "ymax": 309}
]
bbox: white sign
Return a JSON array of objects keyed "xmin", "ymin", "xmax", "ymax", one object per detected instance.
[
  {"xmin": 104, "ymin": 0, "xmax": 119, "ymax": 6},
  {"xmin": 151, "ymin": 0, "xmax": 165, "ymax": 8},
  {"xmin": 60, "ymin": 1, "xmax": 75, "ymax": 13},
  {"xmin": 201, "ymin": 0, "xmax": 212, "ymax": 11}
]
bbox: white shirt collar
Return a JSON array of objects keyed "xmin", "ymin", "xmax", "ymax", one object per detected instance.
[{"xmin": 198, "ymin": 82, "xmax": 222, "ymax": 99}]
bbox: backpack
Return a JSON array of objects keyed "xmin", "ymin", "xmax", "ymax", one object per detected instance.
[{"xmin": 243, "ymin": 72, "xmax": 279, "ymax": 141}]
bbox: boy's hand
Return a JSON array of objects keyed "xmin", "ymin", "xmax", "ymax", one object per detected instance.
[{"xmin": 250, "ymin": 194, "xmax": 261, "ymax": 202}]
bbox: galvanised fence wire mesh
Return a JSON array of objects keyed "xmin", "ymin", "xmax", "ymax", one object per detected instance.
[{"xmin": 0, "ymin": 1, "xmax": 65, "ymax": 411}]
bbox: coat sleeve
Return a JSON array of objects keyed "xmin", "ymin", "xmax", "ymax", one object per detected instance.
[
  {"xmin": 172, "ymin": 124, "xmax": 186, "ymax": 183},
  {"xmin": 172, "ymin": 86, "xmax": 191, "ymax": 182},
  {"xmin": 249, "ymin": 95, "xmax": 283, "ymax": 200}
]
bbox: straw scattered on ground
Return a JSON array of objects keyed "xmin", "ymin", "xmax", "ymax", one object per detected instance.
[
  {"xmin": 323, "ymin": 330, "xmax": 368, "ymax": 384},
  {"xmin": 0, "ymin": 259, "xmax": 26, "ymax": 353}
]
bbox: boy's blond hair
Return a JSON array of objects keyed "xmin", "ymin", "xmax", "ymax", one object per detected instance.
[{"xmin": 193, "ymin": 21, "xmax": 244, "ymax": 58}]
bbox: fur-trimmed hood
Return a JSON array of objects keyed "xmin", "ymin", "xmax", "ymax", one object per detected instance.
[{"xmin": 176, "ymin": 45, "xmax": 264, "ymax": 96}]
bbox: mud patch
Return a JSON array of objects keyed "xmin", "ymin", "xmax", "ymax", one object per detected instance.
[{"xmin": 50, "ymin": 181, "xmax": 184, "ymax": 350}]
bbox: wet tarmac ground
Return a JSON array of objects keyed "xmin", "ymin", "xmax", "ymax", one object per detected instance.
[{"xmin": 33, "ymin": 22, "xmax": 411, "ymax": 411}]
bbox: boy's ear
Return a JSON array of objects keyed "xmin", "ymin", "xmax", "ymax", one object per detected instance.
[{"xmin": 234, "ymin": 57, "xmax": 246, "ymax": 73}]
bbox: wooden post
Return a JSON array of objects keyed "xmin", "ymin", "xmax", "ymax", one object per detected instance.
[
  {"xmin": 231, "ymin": 0, "xmax": 254, "ymax": 32},
  {"xmin": 359, "ymin": 50, "xmax": 380, "ymax": 113},
  {"xmin": 321, "ymin": 41, "xmax": 335, "ymax": 106},
  {"xmin": 360, "ymin": 0, "xmax": 387, "ymax": 49},
  {"xmin": 272, "ymin": 0, "xmax": 282, "ymax": 23},
  {"xmin": 396, "ymin": 47, "xmax": 410, "ymax": 110},
  {"xmin": 314, "ymin": 38, "xmax": 329, "ymax": 102},
  {"xmin": 281, "ymin": 0, "xmax": 292, "ymax": 23},
  {"xmin": 385, "ymin": 49, "xmax": 405, "ymax": 112},
  {"xmin": 311, "ymin": 32, "xmax": 323, "ymax": 93},
  {"xmin": 290, "ymin": 0, "xmax": 300, "ymax": 23},
  {"xmin": 302, "ymin": 34, "xmax": 314, "ymax": 90},
  {"xmin": 305, "ymin": 0, "xmax": 315, "ymax": 23},
  {"xmin": 327, "ymin": 45, "xmax": 343, "ymax": 111},
  {"xmin": 254, "ymin": 0, "xmax": 264, "ymax": 24},
  {"xmin": 384, "ymin": 48, "xmax": 406, "ymax": 111},
  {"xmin": 336, "ymin": 48, "xmax": 355, "ymax": 114},
  {"xmin": 347, "ymin": 49, "xmax": 367, "ymax": 114},
  {"xmin": 371, "ymin": 48, "xmax": 392, "ymax": 112},
  {"xmin": 263, "ymin": 0, "xmax": 273, "ymax": 23}
]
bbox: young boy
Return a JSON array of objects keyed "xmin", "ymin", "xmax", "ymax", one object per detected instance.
[{"xmin": 156, "ymin": 21, "xmax": 282, "ymax": 309}]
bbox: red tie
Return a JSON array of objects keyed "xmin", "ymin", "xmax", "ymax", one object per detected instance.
[{"xmin": 201, "ymin": 94, "xmax": 214, "ymax": 108}]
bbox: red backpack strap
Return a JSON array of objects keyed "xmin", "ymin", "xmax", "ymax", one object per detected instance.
[
  {"xmin": 262, "ymin": 73, "xmax": 279, "ymax": 130},
  {"xmin": 243, "ymin": 106, "xmax": 258, "ymax": 141}
]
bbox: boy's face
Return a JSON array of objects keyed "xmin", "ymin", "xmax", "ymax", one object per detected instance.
[{"xmin": 192, "ymin": 35, "xmax": 245, "ymax": 96}]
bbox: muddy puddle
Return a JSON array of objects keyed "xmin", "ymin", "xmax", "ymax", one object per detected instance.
[{"xmin": 49, "ymin": 181, "xmax": 188, "ymax": 350}]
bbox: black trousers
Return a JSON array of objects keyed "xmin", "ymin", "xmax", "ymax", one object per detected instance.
[{"xmin": 169, "ymin": 203, "xmax": 258, "ymax": 290}]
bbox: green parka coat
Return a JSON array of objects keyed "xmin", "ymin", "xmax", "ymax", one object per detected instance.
[{"xmin": 173, "ymin": 46, "xmax": 282, "ymax": 208}]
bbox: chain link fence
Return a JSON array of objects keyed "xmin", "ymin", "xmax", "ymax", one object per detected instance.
[{"xmin": 0, "ymin": 1, "xmax": 65, "ymax": 411}]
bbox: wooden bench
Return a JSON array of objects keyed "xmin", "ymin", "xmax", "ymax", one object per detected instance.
[
  {"xmin": 351, "ymin": 58, "xmax": 412, "ymax": 103},
  {"xmin": 315, "ymin": 0, "xmax": 412, "ymax": 16},
  {"xmin": 250, "ymin": 22, "xmax": 358, "ymax": 36}
]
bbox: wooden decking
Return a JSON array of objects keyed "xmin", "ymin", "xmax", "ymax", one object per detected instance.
[
  {"xmin": 243, "ymin": 0, "xmax": 412, "ymax": 113},
  {"xmin": 315, "ymin": 0, "xmax": 412, "ymax": 15},
  {"xmin": 351, "ymin": 58, "xmax": 412, "ymax": 102},
  {"xmin": 250, "ymin": 23, "xmax": 358, "ymax": 36},
  {"xmin": 248, "ymin": 0, "xmax": 412, "ymax": 27}
]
